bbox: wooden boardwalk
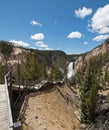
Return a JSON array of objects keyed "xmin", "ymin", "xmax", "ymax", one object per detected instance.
[{"xmin": 0, "ymin": 84, "xmax": 9, "ymax": 130}]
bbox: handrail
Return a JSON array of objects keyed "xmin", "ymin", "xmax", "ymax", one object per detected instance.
[{"xmin": 4, "ymin": 72, "xmax": 13, "ymax": 130}]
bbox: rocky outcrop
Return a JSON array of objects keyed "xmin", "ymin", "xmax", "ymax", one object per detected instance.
[
  {"xmin": 74, "ymin": 56, "xmax": 84, "ymax": 73},
  {"xmin": 73, "ymin": 39, "xmax": 109, "ymax": 73}
]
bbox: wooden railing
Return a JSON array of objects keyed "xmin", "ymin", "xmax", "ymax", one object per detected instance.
[{"xmin": 4, "ymin": 72, "xmax": 13, "ymax": 130}]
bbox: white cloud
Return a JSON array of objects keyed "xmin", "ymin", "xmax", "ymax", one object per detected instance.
[
  {"xmin": 30, "ymin": 47, "xmax": 37, "ymax": 50},
  {"xmin": 36, "ymin": 41, "xmax": 53, "ymax": 50},
  {"xmin": 84, "ymin": 41, "xmax": 88, "ymax": 45},
  {"xmin": 37, "ymin": 47, "xmax": 53, "ymax": 51},
  {"xmin": 93, "ymin": 35, "xmax": 109, "ymax": 41},
  {"xmin": 30, "ymin": 20, "xmax": 42, "ymax": 26},
  {"xmin": 31, "ymin": 33, "xmax": 45, "ymax": 40},
  {"xmin": 36, "ymin": 41, "xmax": 48, "ymax": 48},
  {"xmin": 99, "ymin": 27, "xmax": 109, "ymax": 34},
  {"xmin": 89, "ymin": 4, "xmax": 109, "ymax": 34},
  {"xmin": 67, "ymin": 31, "xmax": 82, "ymax": 39},
  {"xmin": 45, "ymin": 47, "xmax": 53, "ymax": 50},
  {"xmin": 10, "ymin": 40, "xmax": 30, "ymax": 47},
  {"xmin": 75, "ymin": 7, "xmax": 92, "ymax": 19}
]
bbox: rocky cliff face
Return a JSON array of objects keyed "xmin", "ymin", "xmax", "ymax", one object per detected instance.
[
  {"xmin": 0, "ymin": 46, "xmax": 27, "ymax": 64},
  {"xmin": 0, "ymin": 39, "xmax": 109, "ymax": 79},
  {"xmin": 73, "ymin": 39, "xmax": 109, "ymax": 73},
  {"xmin": 0, "ymin": 44, "xmax": 70, "ymax": 81}
]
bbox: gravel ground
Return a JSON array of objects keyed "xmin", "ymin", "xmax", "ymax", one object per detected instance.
[{"xmin": 23, "ymin": 85, "xmax": 80, "ymax": 130}]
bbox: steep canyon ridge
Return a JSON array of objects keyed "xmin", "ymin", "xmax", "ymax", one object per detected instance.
[{"xmin": 0, "ymin": 39, "xmax": 109, "ymax": 130}]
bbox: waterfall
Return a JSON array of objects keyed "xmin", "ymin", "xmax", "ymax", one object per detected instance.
[{"xmin": 67, "ymin": 62, "xmax": 75, "ymax": 79}]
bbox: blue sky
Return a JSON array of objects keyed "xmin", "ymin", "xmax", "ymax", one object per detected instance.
[{"xmin": 0, "ymin": 0, "xmax": 109, "ymax": 54}]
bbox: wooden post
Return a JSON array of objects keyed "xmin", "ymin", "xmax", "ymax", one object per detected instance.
[{"xmin": 8, "ymin": 72, "xmax": 13, "ymax": 106}]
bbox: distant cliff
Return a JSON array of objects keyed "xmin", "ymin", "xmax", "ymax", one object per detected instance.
[
  {"xmin": 0, "ymin": 39, "xmax": 109, "ymax": 83},
  {"xmin": 0, "ymin": 41, "xmax": 71, "ymax": 83},
  {"xmin": 73, "ymin": 38, "xmax": 109, "ymax": 73}
]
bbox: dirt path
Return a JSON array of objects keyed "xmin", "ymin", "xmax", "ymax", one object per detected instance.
[{"xmin": 23, "ymin": 85, "xmax": 80, "ymax": 130}]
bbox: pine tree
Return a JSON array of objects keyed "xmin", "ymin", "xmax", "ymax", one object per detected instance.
[
  {"xmin": 22, "ymin": 53, "xmax": 32, "ymax": 81},
  {"xmin": 0, "ymin": 41, "xmax": 13, "ymax": 72},
  {"xmin": 16, "ymin": 60, "xmax": 22, "ymax": 87},
  {"xmin": 80, "ymin": 60, "xmax": 99, "ymax": 124},
  {"xmin": 0, "ymin": 62, "xmax": 5, "ymax": 83},
  {"xmin": 104, "ymin": 67, "xmax": 109, "ymax": 87},
  {"xmin": 51, "ymin": 64, "xmax": 63, "ymax": 80}
]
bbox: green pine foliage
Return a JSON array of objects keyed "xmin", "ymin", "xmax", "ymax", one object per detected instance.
[
  {"xmin": 81, "ymin": 73, "xmax": 99, "ymax": 123},
  {"xmin": 80, "ymin": 50, "xmax": 109, "ymax": 124},
  {"xmin": 51, "ymin": 64, "xmax": 63, "ymax": 81},
  {"xmin": 0, "ymin": 40, "xmax": 13, "ymax": 61},
  {"xmin": 104, "ymin": 67, "xmax": 109, "ymax": 87},
  {"xmin": 22, "ymin": 52, "xmax": 39, "ymax": 81},
  {"xmin": 0, "ymin": 62, "xmax": 5, "ymax": 83},
  {"xmin": 0, "ymin": 40, "xmax": 13, "ymax": 72},
  {"xmin": 80, "ymin": 55, "xmax": 103, "ymax": 124},
  {"xmin": 17, "ymin": 50, "xmax": 65, "ymax": 84},
  {"xmin": 16, "ymin": 51, "xmax": 49, "ymax": 84}
]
